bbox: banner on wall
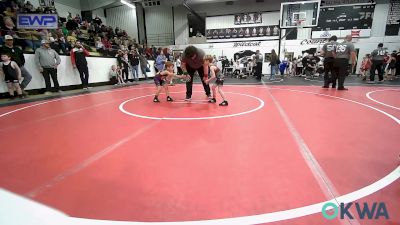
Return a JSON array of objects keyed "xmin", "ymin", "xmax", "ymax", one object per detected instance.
[
  {"xmin": 385, "ymin": 0, "xmax": 400, "ymax": 36},
  {"xmin": 17, "ymin": 14, "xmax": 58, "ymax": 29},
  {"xmin": 311, "ymin": 29, "xmax": 371, "ymax": 38},
  {"xmin": 206, "ymin": 25, "xmax": 280, "ymax": 41},
  {"xmin": 234, "ymin": 13, "xmax": 262, "ymax": 25}
]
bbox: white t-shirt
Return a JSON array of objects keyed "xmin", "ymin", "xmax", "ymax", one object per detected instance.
[{"xmin": 176, "ymin": 58, "xmax": 181, "ymax": 67}]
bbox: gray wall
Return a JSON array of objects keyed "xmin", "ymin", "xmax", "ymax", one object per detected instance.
[
  {"xmin": 106, "ymin": 5, "xmax": 139, "ymax": 41},
  {"xmin": 145, "ymin": 6, "xmax": 174, "ymax": 46},
  {"xmin": 136, "ymin": 4, "xmax": 146, "ymax": 44}
]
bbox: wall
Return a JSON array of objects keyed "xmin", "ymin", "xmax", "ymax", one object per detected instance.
[
  {"xmin": 0, "ymin": 56, "xmax": 156, "ymax": 93},
  {"xmin": 136, "ymin": 4, "xmax": 146, "ymax": 44},
  {"xmin": 106, "ymin": 5, "xmax": 139, "ymax": 41},
  {"xmin": 190, "ymin": 1, "xmax": 281, "ymax": 16},
  {"xmin": 145, "ymin": 6, "xmax": 174, "ymax": 46},
  {"xmin": 174, "ymin": 5, "xmax": 189, "ymax": 45},
  {"xmin": 29, "ymin": 0, "xmax": 82, "ymax": 19},
  {"xmin": 80, "ymin": 0, "xmax": 118, "ymax": 11}
]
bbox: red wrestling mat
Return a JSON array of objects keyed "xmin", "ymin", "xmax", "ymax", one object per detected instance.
[{"xmin": 0, "ymin": 84, "xmax": 398, "ymax": 225}]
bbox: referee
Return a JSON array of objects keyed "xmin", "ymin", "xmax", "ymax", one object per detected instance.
[
  {"xmin": 333, "ymin": 35, "xmax": 356, "ymax": 90},
  {"xmin": 181, "ymin": 46, "xmax": 211, "ymax": 101},
  {"xmin": 321, "ymin": 35, "xmax": 338, "ymax": 88}
]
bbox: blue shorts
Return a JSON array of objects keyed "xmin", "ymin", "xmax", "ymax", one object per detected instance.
[{"xmin": 154, "ymin": 75, "xmax": 166, "ymax": 86}]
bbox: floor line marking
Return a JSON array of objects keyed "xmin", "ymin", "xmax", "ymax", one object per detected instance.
[
  {"xmin": 262, "ymin": 80, "xmax": 358, "ymax": 225},
  {"xmin": 366, "ymin": 89, "xmax": 400, "ymax": 110}
]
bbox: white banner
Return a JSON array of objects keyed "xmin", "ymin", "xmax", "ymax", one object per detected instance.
[{"xmin": 311, "ymin": 29, "xmax": 371, "ymax": 38}]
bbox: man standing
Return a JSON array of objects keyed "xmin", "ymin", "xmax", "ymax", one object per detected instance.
[
  {"xmin": 139, "ymin": 52, "xmax": 149, "ymax": 79},
  {"xmin": 129, "ymin": 50, "xmax": 140, "ymax": 81},
  {"xmin": 254, "ymin": 50, "xmax": 263, "ymax": 80},
  {"xmin": 321, "ymin": 35, "xmax": 338, "ymax": 88},
  {"xmin": 369, "ymin": 43, "xmax": 386, "ymax": 83},
  {"xmin": 0, "ymin": 35, "xmax": 32, "ymax": 95},
  {"xmin": 333, "ymin": 35, "xmax": 356, "ymax": 90},
  {"xmin": 35, "ymin": 40, "xmax": 61, "ymax": 94},
  {"xmin": 70, "ymin": 41, "xmax": 90, "ymax": 89},
  {"xmin": 181, "ymin": 46, "xmax": 211, "ymax": 101}
]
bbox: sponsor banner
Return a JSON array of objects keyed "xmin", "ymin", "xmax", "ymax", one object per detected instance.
[
  {"xmin": 311, "ymin": 29, "xmax": 370, "ymax": 38},
  {"xmin": 17, "ymin": 14, "xmax": 58, "ymax": 29},
  {"xmin": 206, "ymin": 25, "xmax": 280, "ymax": 41}
]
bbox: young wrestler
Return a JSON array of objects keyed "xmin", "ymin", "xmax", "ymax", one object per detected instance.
[
  {"xmin": 0, "ymin": 52, "xmax": 23, "ymax": 99},
  {"xmin": 203, "ymin": 55, "xmax": 228, "ymax": 106},
  {"xmin": 153, "ymin": 61, "xmax": 185, "ymax": 103}
]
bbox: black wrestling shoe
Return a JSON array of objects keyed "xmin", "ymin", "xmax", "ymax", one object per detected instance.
[
  {"xmin": 153, "ymin": 97, "xmax": 160, "ymax": 103},
  {"xmin": 322, "ymin": 86, "xmax": 329, "ymax": 88},
  {"xmin": 209, "ymin": 98, "xmax": 216, "ymax": 103},
  {"xmin": 167, "ymin": 96, "xmax": 173, "ymax": 102},
  {"xmin": 219, "ymin": 101, "xmax": 228, "ymax": 106},
  {"xmin": 337, "ymin": 87, "xmax": 348, "ymax": 91}
]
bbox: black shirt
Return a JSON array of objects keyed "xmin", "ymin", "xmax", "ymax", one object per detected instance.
[
  {"xmin": 0, "ymin": 45, "xmax": 25, "ymax": 66},
  {"xmin": 129, "ymin": 54, "xmax": 140, "ymax": 66}
]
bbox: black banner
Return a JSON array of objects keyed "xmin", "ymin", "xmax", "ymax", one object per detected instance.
[
  {"xmin": 385, "ymin": 0, "xmax": 400, "ymax": 36},
  {"xmin": 234, "ymin": 13, "xmax": 262, "ymax": 25},
  {"xmin": 206, "ymin": 25, "xmax": 279, "ymax": 40},
  {"xmin": 312, "ymin": 4, "xmax": 375, "ymax": 31}
]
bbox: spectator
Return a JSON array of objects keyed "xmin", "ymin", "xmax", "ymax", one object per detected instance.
[
  {"xmin": 49, "ymin": 37, "xmax": 61, "ymax": 54},
  {"xmin": 93, "ymin": 15, "xmax": 102, "ymax": 26},
  {"xmin": 386, "ymin": 53, "xmax": 396, "ymax": 81},
  {"xmin": 296, "ymin": 56, "xmax": 303, "ymax": 76},
  {"xmin": 71, "ymin": 41, "xmax": 90, "ymax": 89},
  {"xmin": 34, "ymin": 40, "xmax": 61, "ymax": 94},
  {"xmin": 57, "ymin": 34, "xmax": 68, "ymax": 54},
  {"xmin": 66, "ymin": 18, "xmax": 78, "ymax": 31},
  {"xmin": 75, "ymin": 14, "xmax": 81, "ymax": 24},
  {"xmin": 129, "ymin": 49, "xmax": 140, "ymax": 81},
  {"xmin": 269, "ymin": 49, "xmax": 278, "ymax": 80},
  {"xmin": 1, "ymin": 16, "xmax": 18, "ymax": 42},
  {"xmin": 155, "ymin": 49, "xmax": 166, "ymax": 72},
  {"xmin": 67, "ymin": 12, "xmax": 73, "ymax": 21},
  {"xmin": 117, "ymin": 50, "xmax": 130, "ymax": 82},
  {"xmin": 254, "ymin": 50, "xmax": 263, "ymax": 80},
  {"xmin": 359, "ymin": 54, "xmax": 372, "ymax": 81},
  {"xmin": 0, "ymin": 35, "xmax": 32, "ymax": 95},
  {"xmin": 139, "ymin": 52, "xmax": 150, "ymax": 79},
  {"xmin": 67, "ymin": 31, "xmax": 77, "ymax": 45},
  {"xmin": 95, "ymin": 37, "xmax": 105, "ymax": 54},
  {"xmin": 109, "ymin": 65, "xmax": 118, "ymax": 85}
]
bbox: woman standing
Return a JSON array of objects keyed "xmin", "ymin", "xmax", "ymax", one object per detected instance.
[{"xmin": 269, "ymin": 49, "xmax": 278, "ymax": 80}]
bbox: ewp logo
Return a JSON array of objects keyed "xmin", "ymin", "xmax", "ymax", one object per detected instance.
[
  {"xmin": 17, "ymin": 14, "xmax": 58, "ymax": 29},
  {"xmin": 322, "ymin": 202, "xmax": 390, "ymax": 220}
]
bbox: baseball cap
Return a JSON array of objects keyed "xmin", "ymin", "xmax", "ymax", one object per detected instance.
[
  {"xmin": 41, "ymin": 39, "xmax": 50, "ymax": 45},
  {"xmin": 5, "ymin": 35, "xmax": 13, "ymax": 40}
]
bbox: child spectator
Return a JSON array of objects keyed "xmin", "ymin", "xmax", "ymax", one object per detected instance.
[{"xmin": 0, "ymin": 52, "xmax": 23, "ymax": 99}]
